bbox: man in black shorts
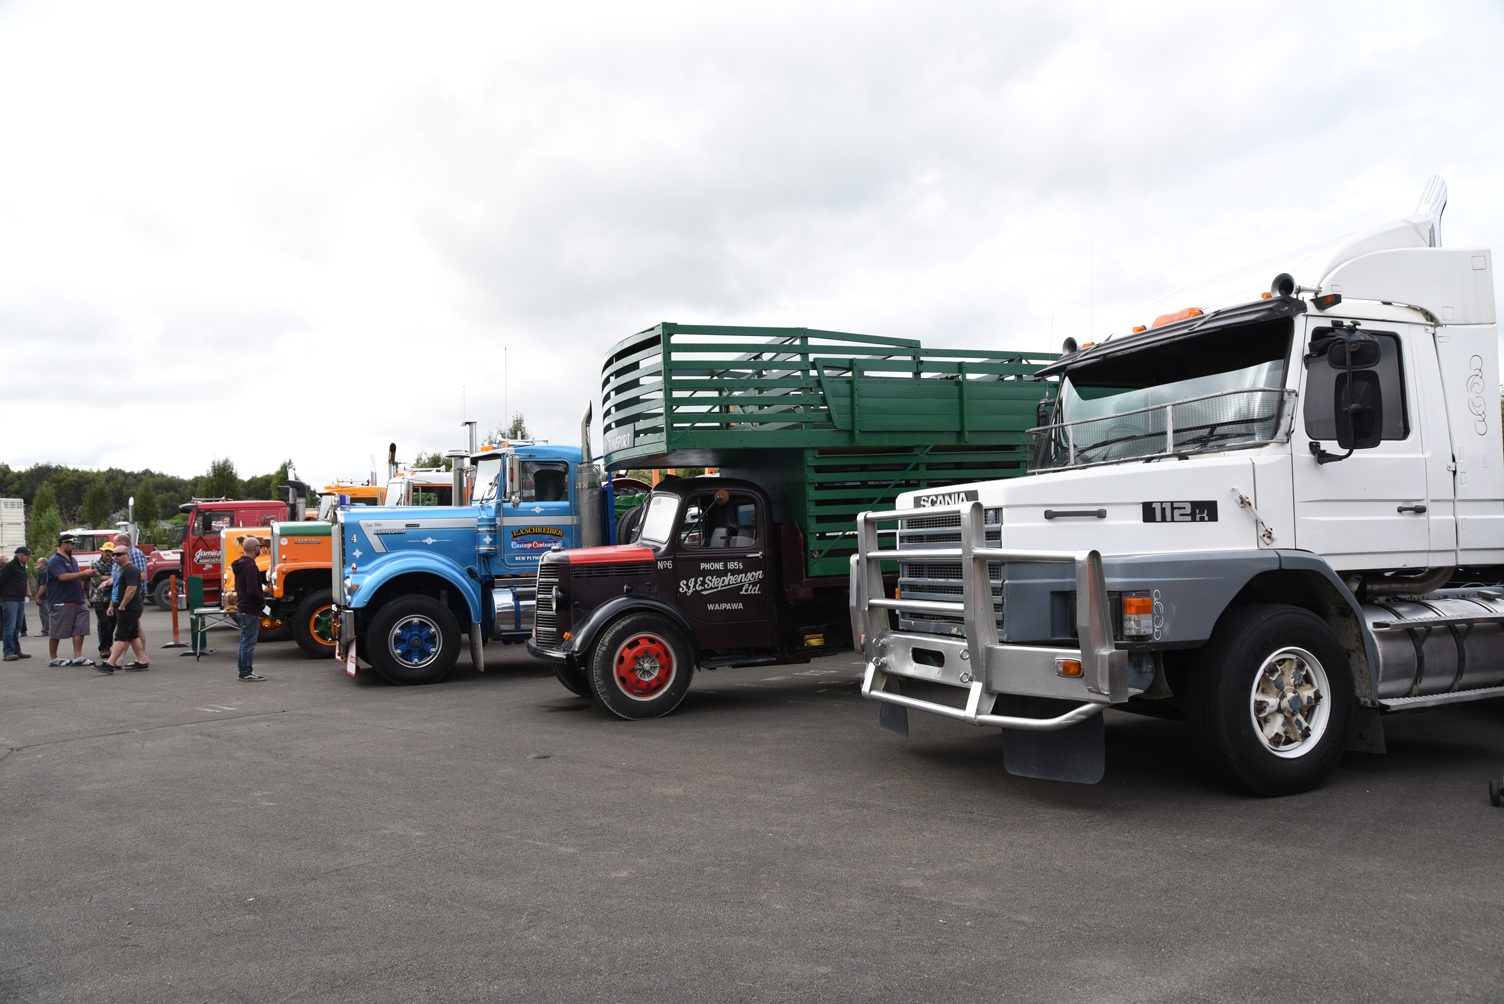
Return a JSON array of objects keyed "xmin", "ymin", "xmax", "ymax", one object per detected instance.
[{"xmin": 100, "ymin": 547, "xmax": 149, "ymax": 674}]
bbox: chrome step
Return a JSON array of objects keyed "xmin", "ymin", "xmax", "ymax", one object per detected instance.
[
  {"xmin": 1379, "ymin": 685, "xmax": 1504, "ymax": 711},
  {"xmin": 1369, "ymin": 614, "xmax": 1504, "ymax": 631}
]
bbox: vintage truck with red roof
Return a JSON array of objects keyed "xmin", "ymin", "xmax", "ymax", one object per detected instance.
[{"xmin": 525, "ymin": 323, "xmax": 1054, "ymax": 718}]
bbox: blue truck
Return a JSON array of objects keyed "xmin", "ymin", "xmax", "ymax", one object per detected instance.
[{"xmin": 331, "ymin": 428, "xmax": 628, "ymax": 685}]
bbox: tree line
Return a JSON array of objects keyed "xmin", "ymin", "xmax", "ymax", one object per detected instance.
[{"xmin": 0, "ymin": 457, "xmax": 293, "ymax": 549}]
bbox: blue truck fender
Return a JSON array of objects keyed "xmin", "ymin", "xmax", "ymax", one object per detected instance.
[{"xmin": 348, "ymin": 551, "xmax": 483, "ymax": 624}]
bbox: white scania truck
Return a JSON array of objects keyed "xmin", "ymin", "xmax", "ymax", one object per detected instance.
[{"xmin": 850, "ymin": 178, "xmax": 1501, "ymax": 794}]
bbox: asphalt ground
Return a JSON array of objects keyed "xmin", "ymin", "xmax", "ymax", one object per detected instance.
[{"xmin": 1, "ymin": 604, "xmax": 1502, "ymax": 1003}]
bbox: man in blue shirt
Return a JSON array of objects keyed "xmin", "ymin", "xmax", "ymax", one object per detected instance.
[{"xmin": 46, "ymin": 535, "xmax": 97, "ymax": 667}]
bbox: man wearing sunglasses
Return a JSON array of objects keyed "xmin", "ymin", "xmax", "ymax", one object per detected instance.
[{"xmin": 99, "ymin": 546, "xmax": 148, "ymax": 673}]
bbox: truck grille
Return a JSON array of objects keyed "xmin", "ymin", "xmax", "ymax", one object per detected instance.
[
  {"xmin": 897, "ymin": 508, "xmax": 1003, "ymax": 636},
  {"xmin": 534, "ymin": 560, "xmax": 561, "ymax": 646},
  {"xmin": 571, "ymin": 562, "xmax": 654, "ymax": 578}
]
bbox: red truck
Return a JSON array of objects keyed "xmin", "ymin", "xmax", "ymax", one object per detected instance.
[{"xmin": 177, "ymin": 498, "xmax": 291, "ymax": 607}]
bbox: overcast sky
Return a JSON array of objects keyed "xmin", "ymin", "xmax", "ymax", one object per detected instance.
[{"xmin": 3, "ymin": 0, "xmax": 1502, "ymax": 487}]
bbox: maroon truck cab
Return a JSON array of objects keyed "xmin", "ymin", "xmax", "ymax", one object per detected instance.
[
  {"xmin": 179, "ymin": 499, "xmax": 288, "ymax": 605},
  {"xmin": 527, "ymin": 477, "xmax": 849, "ymax": 719}
]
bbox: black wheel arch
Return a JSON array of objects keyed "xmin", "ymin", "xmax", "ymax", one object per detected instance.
[
  {"xmin": 569, "ymin": 596, "xmax": 697, "ymax": 663},
  {"xmin": 281, "ymin": 567, "xmax": 330, "ymax": 604},
  {"xmin": 1225, "ymin": 553, "xmax": 1380, "ymax": 707}
]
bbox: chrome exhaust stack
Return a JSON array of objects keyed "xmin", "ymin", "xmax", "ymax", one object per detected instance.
[
  {"xmin": 577, "ymin": 402, "xmax": 603, "ymax": 548},
  {"xmin": 446, "ymin": 450, "xmax": 469, "ymax": 502}
]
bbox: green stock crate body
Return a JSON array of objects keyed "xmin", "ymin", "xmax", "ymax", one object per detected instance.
[{"xmin": 601, "ymin": 322, "xmax": 1055, "ymax": 579}]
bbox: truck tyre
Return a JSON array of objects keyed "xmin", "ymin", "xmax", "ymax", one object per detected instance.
[
  {"xmin": 1184, "ymin": 604, "xmax": 1353, "ymax": 796},
  {"xmin": 615, "ymin": 504, "xmax": 645, "ymax": 544},
  {"xmin": 290, "ymin": 588, "xmax": 336, "ymax": 658},
  {"xmin": 552, "ymin": 663, "xmax": 594, "ymax": 699},
  {"xmin": 587, "ymin": 613, "xmax": 692, "ymax": 720},
  {"xmin": 259, "ymin": 617, "xmax": 290, "ymax": 643},
  {"xmin": 150, "ymin": 577, "xmax": 176, "ymax": 611},
  {"xmin": 367, "ymin": 595, "xmax": 460, "ymax": 685}
]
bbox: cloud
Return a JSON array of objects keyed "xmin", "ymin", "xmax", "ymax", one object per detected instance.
[{"xmin": 1, "ymin": 0, "xmax": 1501, "ymax": 485}]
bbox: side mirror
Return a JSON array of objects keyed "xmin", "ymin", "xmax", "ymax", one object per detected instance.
[
  {"xmin": 504, "ymin": 453, "xmax": 521, "ymax": 504},
  {"xmin": 1334, "ymin": 371, "xmax": 1383, "ymax": 450}
]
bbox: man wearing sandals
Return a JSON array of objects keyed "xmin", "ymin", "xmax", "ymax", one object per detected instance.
[
  {"xmin": 98, "ymin": 547, "xmax": 149, "ymax": 674},
  {"xmin": 45, "ymin": 535, "xmax": 96, "ymax": 667},
  {"xmin": 112, "ymin": 533, "xmax": 150, "ymax": 654}
]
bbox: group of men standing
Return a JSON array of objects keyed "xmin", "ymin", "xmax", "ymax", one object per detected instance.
[
  {"xmin": 3, "ymin": 530, "xmax": 272, "ymax": 681},
  {"xmin": 0, "ymin": 533, "xmax": 150, "ymax": 672}
]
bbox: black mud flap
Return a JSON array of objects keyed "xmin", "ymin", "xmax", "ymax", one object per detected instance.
[
  {"xmin": 877, "ymin": 676, "xmax": 909, "ymax": 737},
  {"xmin": 998, "ymin": 695, "xmax": 1105, "ymax": 784}
]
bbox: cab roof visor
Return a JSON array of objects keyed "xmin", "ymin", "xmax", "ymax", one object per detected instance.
[{"xmin": 1036, "ymin": 296, "xmax": 1306, "ymax": 378}]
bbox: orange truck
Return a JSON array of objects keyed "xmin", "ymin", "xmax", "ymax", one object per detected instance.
[{"xmin": 219, "ymin": 517, "xmax": 336, "ymax": 658}]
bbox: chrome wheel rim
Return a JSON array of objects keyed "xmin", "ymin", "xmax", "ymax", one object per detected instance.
[
  {"xmin": 389, "ymin": 615, "xmax": 441, "ymax": 668},
  {"xmin": 1248, "ymin": 646, "xmax": 1329, "ymax": 758}
]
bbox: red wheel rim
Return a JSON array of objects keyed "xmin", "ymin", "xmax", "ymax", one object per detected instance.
[{"xmin": 613, "ymin": 633, "xmax": 675, "ymax": 699}]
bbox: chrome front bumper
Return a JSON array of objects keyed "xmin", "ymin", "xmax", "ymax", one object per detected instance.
[
  {"xmin": 335, "ymin": 609, "xmax": 354, "ymax": 661},
  {"xmin": 850, "ymin": 500, "xmax": 1130, "ymax": 732}
]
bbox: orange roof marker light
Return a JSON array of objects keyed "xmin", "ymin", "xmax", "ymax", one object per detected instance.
[
  {"xmin": 1131, "ymin": 325, "xmax": 1147, "ymax": 333},
  {"xmin": 1151, "ymin": 306, "xmax": 1204, "ymax": 328}
]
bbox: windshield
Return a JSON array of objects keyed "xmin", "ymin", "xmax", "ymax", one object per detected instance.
[
  {"xmin": 636, "ymin": 495, "xmax": 680, "ymax": 546},
  {"xmin": 474, "ymin": 456, "xmax": 503, "ymax": 503},
  {"xmin": 1046, "ymin": 319, "xmax": 1293, "ymax": 466}
]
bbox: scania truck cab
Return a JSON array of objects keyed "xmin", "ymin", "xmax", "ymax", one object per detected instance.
[{"xmin": 851, "ymin": 178, "xmax": 1503, "ymax": 794}]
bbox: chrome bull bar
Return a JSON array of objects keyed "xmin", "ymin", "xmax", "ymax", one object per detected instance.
[{"xmin": 850, "ymin": 500, "xmax": 1127, "ymax": 731}]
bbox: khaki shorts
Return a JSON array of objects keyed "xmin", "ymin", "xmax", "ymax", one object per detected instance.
[{"xmin": 48, "ymin": 603, "xmax": 91, "ymax": 640}]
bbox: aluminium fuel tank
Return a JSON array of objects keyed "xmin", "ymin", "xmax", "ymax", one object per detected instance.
[{"xmin": 1362, "ymin": 589, "xmax": 1504, "ymax": 700}]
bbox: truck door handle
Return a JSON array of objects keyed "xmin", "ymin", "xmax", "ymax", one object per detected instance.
[
  {"xmin": 1396, "ymin": 504, "xmax": 1427, "ymax": 514},
  {"xmin": 747, "ymin": 552, "xmax": 763, "ymax": 558},
  {"xmin": 1043, "ymin": 509, "xmax": 1106, "ymax": 520}
]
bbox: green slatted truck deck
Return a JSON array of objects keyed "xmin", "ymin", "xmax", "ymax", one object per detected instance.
[
  {"xmin": 526, "ymin": 323, "xmax": 1056, "ymax": 718},
  {"xmin": 601, "ymin": 322, "xmax": 1055, "ymax": 579}
]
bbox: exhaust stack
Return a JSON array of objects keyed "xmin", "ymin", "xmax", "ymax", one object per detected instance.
[
  {"xmin": 577, "ymin": 402, "xmax": 602, "ymax": 548},
  {"xmin": 579, "ymin": 402, "xmax": 593, "ymax": 464},
  {"xmin": 446, "ymin": 450, "xmax": 470, "ymax": 503}
]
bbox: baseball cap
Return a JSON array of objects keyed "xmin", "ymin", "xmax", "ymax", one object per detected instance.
[
  {"xmin": 58, "ymin": 534, "xmax": 74, "ymax": 545},
  {"xmin": 13, "ymin": 546, "xmax": 30, "ymax": 555},
  {"xmin": 101, "ymin": 540, "xmax": 116, "ymax": 552}
]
